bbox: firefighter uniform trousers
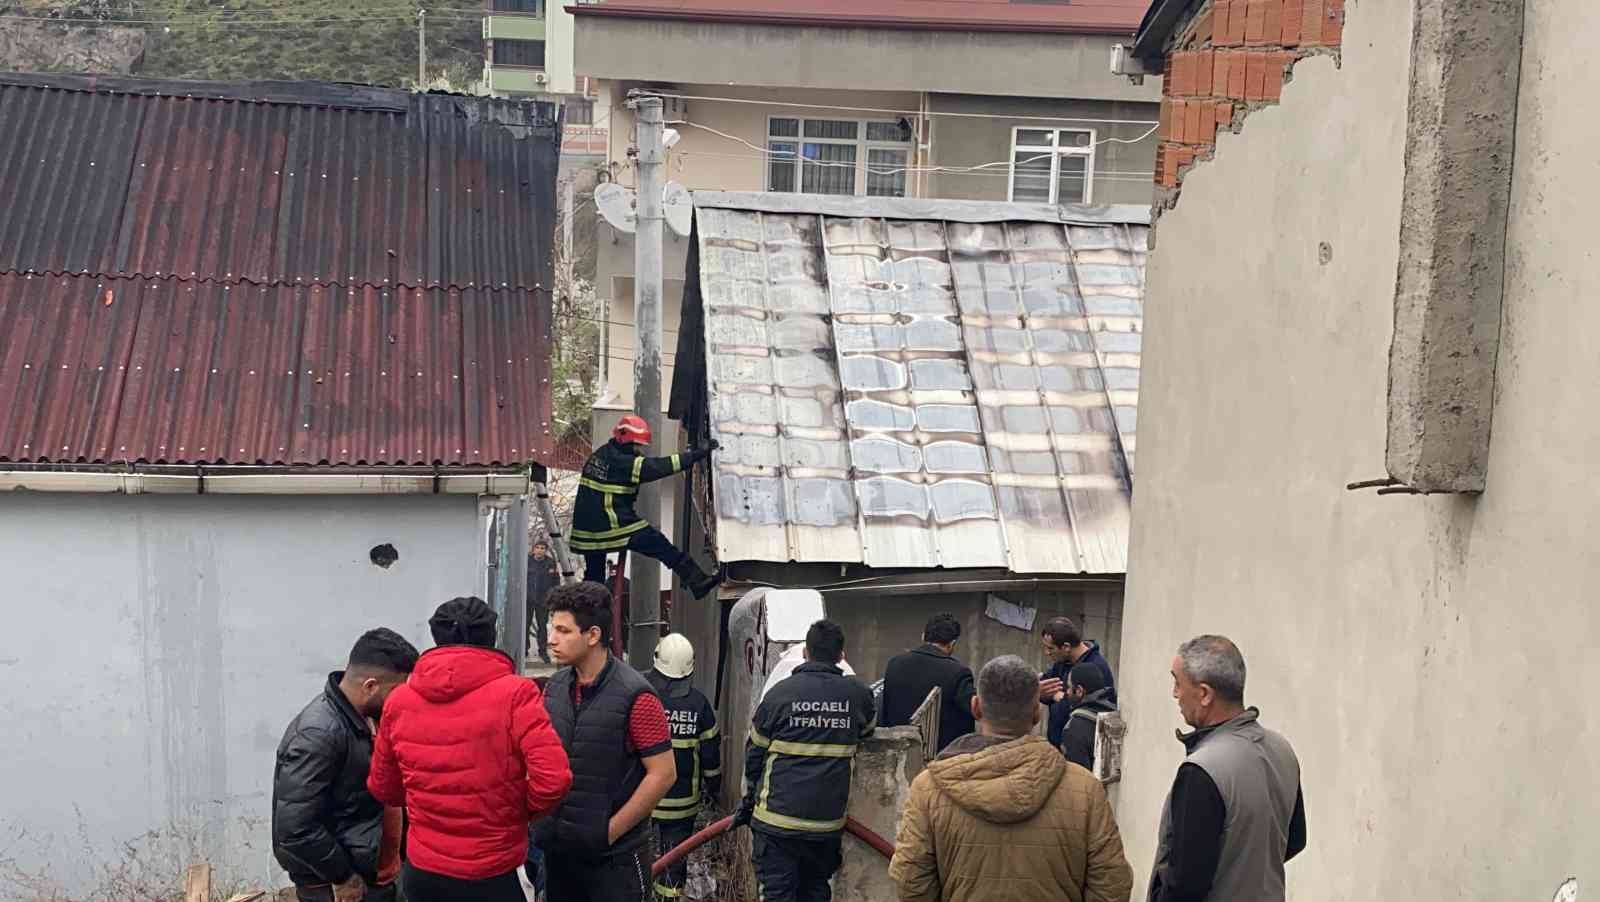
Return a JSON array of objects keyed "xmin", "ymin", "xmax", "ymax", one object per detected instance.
[
  {"xmin": 650, "ymin": 676, "xmax": 721, "ymax": 901},
  {"xmin": 569, "ymin": 440, "xmax": 709, "ymax": 584},
  {"xmin": 740, "ymin": 662, "xmax": 876, "ymax": 902}
]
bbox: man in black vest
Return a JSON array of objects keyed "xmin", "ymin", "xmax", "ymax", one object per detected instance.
[
  {"xmin": 734, "ymin": 620, "xmax": 876, "ymax": 902},
  {"xmin": 877, "ymin": 613, "xmax": 977, "ymax": 753},
  {"xmin": 537, "ymin": 581, "xmax": 677, "ymax": 902},
  {"xmin": 645, "ymin": 633, "xmax": 721, "ymax": 901}
]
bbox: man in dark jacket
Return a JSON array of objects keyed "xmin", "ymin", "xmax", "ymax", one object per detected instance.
[
  {"xmin": 528, "ymin": 540, "xmax": 559, "ymax": 663},
  {"xmin": 571, "ymin": 414, "xmax": 720, "ymax": 598},
  {"xmin": 537, "ymin": 581, "xmax": 678, "ymax": 902},
  {"xmin": 273, "ymin": 628, "xmax": 419, "ymax": 902},
  {"xmin": 646, "ymin": 633, "xmax": 721, "ymax": 901},
  {"xmin": 735, "ymin": 620, "xmax": 876, "ymax": 902},
  {"xmin": 878, "ymin": 613, "xmax": 976, "ymax": 753},
  {"xmin": 1059, "ymin": 662, "xmax": 1117, "ymax": 772},
  {"xmin": 1040, "ymin": 617, "xmax": 1117, "ymax": 750}
]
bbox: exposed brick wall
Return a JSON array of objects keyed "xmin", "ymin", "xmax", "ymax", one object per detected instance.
[{"xmin": 1154, "ymin": 0, "xmax": 1345, "ymax": 195}]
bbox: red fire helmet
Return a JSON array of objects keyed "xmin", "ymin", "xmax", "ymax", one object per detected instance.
[{"xmin": 612, "ymin": 414, "xmax": 652, "ymax": 446}]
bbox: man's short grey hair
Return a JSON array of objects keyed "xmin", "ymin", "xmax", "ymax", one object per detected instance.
[
  {"xmin": 1177, "ymin": 634, "xmax": 1246, "ymax": 704},
  {"xmin": 976, "ymin": 655, "xmax": 1038, "ymax": 736}
]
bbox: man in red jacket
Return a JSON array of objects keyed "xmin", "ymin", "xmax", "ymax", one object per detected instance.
[{"xmin": 368, "ymin": 596, "xmax": 573, "ymax": 902}]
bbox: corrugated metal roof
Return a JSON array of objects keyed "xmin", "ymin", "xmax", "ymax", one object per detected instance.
[
  {"xmin": 570, "ymin": 0, "xmax": 1149, "ymax": 35},
  {"xmin": 679, "ymin": 194, "xmax": 1145, "ymax": 575},
  {"xmin": 0, "ymin": 274, "xmax": 552, "ymax": 467},
  {"xmin": 0, "ymin": 73, "xmax": 559, "ymax": 291},
  {"xmin": 0, "ymin": 74, "xmax": 558, "ymax": 469}
]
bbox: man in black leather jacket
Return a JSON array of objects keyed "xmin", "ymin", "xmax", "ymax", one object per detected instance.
[{"xmin": 273, "ymin": 629, "xmax": 419, "ymax": 902}]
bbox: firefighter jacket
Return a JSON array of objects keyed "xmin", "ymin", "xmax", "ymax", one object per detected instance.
[
  {"xmin": 647, "ymin": 671, "xmax": 721, "ymax": 822},
  {"xmin": 570, "ymin": 440, "xmax": 710, "ymax": 552},
  {"xmin": 740, "ymin": 661, "xmax": 876, "ymax": 839}
]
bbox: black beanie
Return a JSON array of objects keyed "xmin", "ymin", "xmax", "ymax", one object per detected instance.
[{"xmin": 429, "ymin": 596, "xmax": 498, "ymax": 648}]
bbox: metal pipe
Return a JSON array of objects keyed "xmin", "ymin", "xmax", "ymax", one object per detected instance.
[
  {"xmin": 818, "ymin": 577, "xmax": 1123, "ymax": 597},
  {"xmin": 0, "ymin": 470, "xmax": 529, "ymax": 495},
  {"xmin": 649, "ymin": 816, "xmax": 895, "ymax": 878}
]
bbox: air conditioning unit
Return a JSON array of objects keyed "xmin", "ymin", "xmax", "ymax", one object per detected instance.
[{"xmin": 535, "ymin": 72, "xmax": 549, "ymax": 84}]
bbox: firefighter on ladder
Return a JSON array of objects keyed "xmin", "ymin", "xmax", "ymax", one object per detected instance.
[
  {"xmin": 571, "ymin": 415, "xmax": 722, "ymax": 598},
  {"xmin": 646, "ymin": 633, "xmax": 720, "ymax": 901}
]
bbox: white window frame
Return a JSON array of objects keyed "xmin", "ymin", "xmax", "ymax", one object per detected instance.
[
  {"xmin": 765, "ymin": 116, "xmax": 912, "ymax": 197},
  {"xmin": 1007, "ymin": 126, "xmax": 1097, "ymax": 205}
]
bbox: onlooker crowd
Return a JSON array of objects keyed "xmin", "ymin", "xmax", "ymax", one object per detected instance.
[{"xmin": 273, "ymin": 585, "xmax": 1303, "ymax": 902}]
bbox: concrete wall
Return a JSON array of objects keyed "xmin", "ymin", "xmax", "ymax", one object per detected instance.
[
  {"xmin": 576, "ymin": 18, "xmax": 1159, "ymax": 103},
  {"xmin": 1118, "ymin": 1, "xmax": 1600, "ymax": 899},
  {"xmin": 0, "ymin": 494, "xmax": 484, "ymax": 894},
  {"xmin": 928, "ymin": 94, "xmax": 1159, "ymax": 206},
  {"xmin": 679, "ymin": 575, "xmax": 1124, "ymax": 739}
]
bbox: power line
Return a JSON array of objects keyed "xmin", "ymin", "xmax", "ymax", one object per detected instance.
[
  {"xmin": 671, "ymin": 149, "xmax": 1156, "ymax": 181},
  {"xmin": 676, "ymin": 120, "xmax": 1159, "ymax": 178},
  {"xmin": 651, "ymin": 92, "xmax": 1159, "ymax": 126}
]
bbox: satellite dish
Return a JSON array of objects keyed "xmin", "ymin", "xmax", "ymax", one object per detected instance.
[
  {"xmin": 664, "ymin": 181, "xmax": 692, "ymax": 238},
  {"xmin": 595, "ymin": 181, "xmax": 636, "ymax": 234}
]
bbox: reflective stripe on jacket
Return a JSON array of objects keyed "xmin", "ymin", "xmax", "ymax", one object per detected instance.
[
  {"xmin": 742, "ymin": 661, "xmax": 876, "ymax": 838},
  {"xmin": 570, "ymin": 440, "xmax": 704, "ymax": 551},
  {"xmin": 648, "ymin": 672, "xmax": 721, "ymax": 821}
]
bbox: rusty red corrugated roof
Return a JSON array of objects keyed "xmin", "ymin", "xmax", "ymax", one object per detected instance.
[
  {"xmin": 568, "ymin": 0, "xmax": 1150, "ymax": 35},
  {"xmin": 0, "ymin": 74, "xmax": 559, "ymax": 469}
]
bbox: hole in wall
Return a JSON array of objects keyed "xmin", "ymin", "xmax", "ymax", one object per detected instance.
[{"xmin": 369, "ymin": 544, "xmax": 399, "ymax": 569}]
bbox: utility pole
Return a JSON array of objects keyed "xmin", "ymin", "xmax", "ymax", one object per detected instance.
[
  {"xmin": 628, "ymin": 92, "xmax": 665, "ymax": 669},
  {"xmin": 416, "ymin": 8, "xmax": 427, "ymax": 87}
]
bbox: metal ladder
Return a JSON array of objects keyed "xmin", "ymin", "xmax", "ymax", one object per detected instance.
[{"xmin": 530, "ymin": 479, "xmax": 581, "ymax": 585}]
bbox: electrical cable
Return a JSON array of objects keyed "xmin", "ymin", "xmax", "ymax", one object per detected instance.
[
  {"xmin": 652, "ymin": 91, "xmax": 1159, "ymax": 126},
  {"xmin": 676, "ymin": 120, "xmax": 1160, "ymax": 178}
]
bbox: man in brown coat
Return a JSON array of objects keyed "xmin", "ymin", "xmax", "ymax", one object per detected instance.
[{"xmin": 889, "ymin": 654, "xmax": 1133, "ymax": 902}]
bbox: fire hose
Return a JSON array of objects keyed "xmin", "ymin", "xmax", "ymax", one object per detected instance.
[{"xmin": 651, "ymin": 815, "xmax": 895, "ymax": 878}]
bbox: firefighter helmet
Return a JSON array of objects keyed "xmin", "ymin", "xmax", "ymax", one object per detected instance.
[
  {"xmin": 612, "ymin": 414, "xmax": 652, "ymax": 446},
  {"xmin": 654, "ymin": 632, "xmax": 694, "ymax": 679}
]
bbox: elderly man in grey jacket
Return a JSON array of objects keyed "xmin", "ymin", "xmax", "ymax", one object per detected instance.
[{"xmin": 1148, "ymin": 635, "xmax": 1306, "ymax": 902}]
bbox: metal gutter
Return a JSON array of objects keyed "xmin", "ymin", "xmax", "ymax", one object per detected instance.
[
  {"xmin": 1131, "ymin": 0, "xmax": 1196, "ymax": 64},
  {"xmin": 565, "ymin": 5, "xmax": 1139, "ymax": 36},
  {"xmin": 818, "ymin": 577, "xmax": 1124, "ymax": 596},
  {"xmin": 0, "ymin": 470, "xmax": 529, "ymax": 496},
  {"xmin": 691, "ymin": 191, "xmax": 1152, "ymax": 226}
]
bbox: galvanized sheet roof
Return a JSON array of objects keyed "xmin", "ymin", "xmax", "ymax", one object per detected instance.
[
  {"xmin": 0, "ymin": 75, "xmax": 558, "ymax": 468},
  {"xmin": 686, "ymin": 196, "xmax": 1145, "ymax": 575}
]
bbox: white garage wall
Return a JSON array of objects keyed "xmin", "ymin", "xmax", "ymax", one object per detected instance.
[{"xmin": 0, "ymin": 493, "xmax": 484, "ymax": 895}]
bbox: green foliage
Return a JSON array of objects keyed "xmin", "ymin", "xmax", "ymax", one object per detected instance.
[{"xmin": 110, "ymin": 0, "xmax": 480, "ymax": 86}]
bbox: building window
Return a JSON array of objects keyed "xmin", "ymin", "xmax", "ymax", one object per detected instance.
[
  {"xmin": 492, "ymin": 39, "xmax": 546, "ymax": 68},
  {"xmin": 564, "ymin": 98, "xmax": 594, "ymax": 125},
  {"xmin": 767, "ymin": 117, "xmax": 911, "ymax": 197},
  {"xmin": 1009, "ymin": 128, "xmax": 1095, "ymax": 204},
  {"xmin": 490, "ymin": 0, "xmax": 543, "ymax": 12}
]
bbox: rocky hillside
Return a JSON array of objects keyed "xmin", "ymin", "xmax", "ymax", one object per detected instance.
[{"xmin": 1, "ymin": 0, "xmax": 484, "ymax": 86}]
